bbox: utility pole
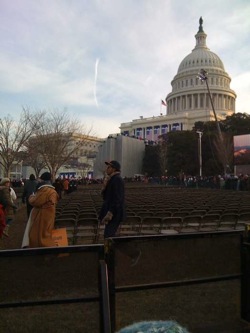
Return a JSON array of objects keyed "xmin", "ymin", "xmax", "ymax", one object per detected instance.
[
  {"xmin": 198, "ymin": 69, "xmax": 228, "ymax": 175},
  {"xmin": 198, "ymin": 69, "xmax": 223, "ymax": 139},
  {"xmin": 196, "ymin": 131, "xmax": 203, "ymax": 177}
]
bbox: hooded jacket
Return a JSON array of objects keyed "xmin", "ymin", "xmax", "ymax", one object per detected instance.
[{"xmin": 28, "ymin": 184, "xmax": 58, "ymax": 247}]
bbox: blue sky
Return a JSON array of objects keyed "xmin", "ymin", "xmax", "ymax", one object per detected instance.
[{"xmin": 0, "ymin": 0, "xmax": 250, "ymax": 138}]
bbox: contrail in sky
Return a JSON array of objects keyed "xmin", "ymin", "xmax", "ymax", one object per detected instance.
[{"xmin": 94, "ymin": 58, "xmax": 100, "ymax": 107}]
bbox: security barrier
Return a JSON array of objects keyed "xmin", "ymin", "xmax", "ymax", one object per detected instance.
[
  {"xmin": 0, "ymin": 230, "xmax": 250, "ymax": 332},
  {"xmin": 0, "ymin": 245, "xmax": 110, "ymax": 333}
]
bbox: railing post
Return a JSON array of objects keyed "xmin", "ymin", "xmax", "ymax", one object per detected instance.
[
  {"xmin": 99, "ymin": 260, "xmax": 112, "ymax": 333},
  {"xmin": 105, "ymin": 239, "xmax": 116, "ymax": 333},
  {"xmin": 241, "ymin": 224, "xmax": 250, "ymax": 322}
]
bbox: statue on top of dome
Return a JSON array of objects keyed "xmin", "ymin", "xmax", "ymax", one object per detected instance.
[{"xmin": 198, "ymin": 16, "xmax": 204, "ymax": 32}]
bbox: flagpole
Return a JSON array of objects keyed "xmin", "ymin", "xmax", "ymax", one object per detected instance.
[{"xmin": 161, "ymin": 99, "xmax": 167, "ymax": 115}]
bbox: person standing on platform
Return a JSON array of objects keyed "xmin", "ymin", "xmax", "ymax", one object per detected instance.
[
  {"xmin": 99, "ymin": 160, "xmax": 125, "ymax": 238},
  {"xmin": 98, "ymin": 161, "xmax": 141, "ymax": 266}
]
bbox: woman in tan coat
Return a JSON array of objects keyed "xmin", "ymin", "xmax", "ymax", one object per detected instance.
[{"xmin": 28, "ymin": 172, "xmax": 58, "ymax": 248}]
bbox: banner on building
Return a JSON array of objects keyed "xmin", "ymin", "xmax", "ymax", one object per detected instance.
[{"xmin": 234, "ymin": 134, "xmax": 250, "ymax": 166}]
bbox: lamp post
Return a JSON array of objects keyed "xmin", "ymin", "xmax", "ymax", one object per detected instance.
[{"xmin": 196, "ymin": 131, "xmax": 203, "ymax": 177}]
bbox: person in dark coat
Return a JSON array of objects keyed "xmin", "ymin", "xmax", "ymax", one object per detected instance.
[
  {"xmin": 98, "ymin": 161, "xmax": 141, "ymax": 266},
  {"xmin": 53, "ymin": 178, "xmax": 64, "ymax": 200},
  {"xmin": 22, "ymin": 174, "xmax": 38, "ymax": 218},
  {"xmin": 99, "ymin": 160, "xmax": 125, "ymax": 238}
]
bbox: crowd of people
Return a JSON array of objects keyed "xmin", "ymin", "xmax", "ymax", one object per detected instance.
[
  {"xmin": 0, "ymin": 163, "xmax": 126, "ymax": 247},
  {"xmin": 0, "ymin": 174, "xmax": 77, "ymax": 243},
  {"xmin": 126, "ymin": 173, "xmax": 250, "ymax": 191}
]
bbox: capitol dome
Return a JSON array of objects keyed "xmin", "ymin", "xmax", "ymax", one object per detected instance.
[
  {"xmin": 166, "ymin": 17, "xmax": 236, "ymax": 120},
  {"xmin": 178, "ymin": 48, "xmax": 225, "ymax": 74},
  {"xmin": 177, "ymin": 17, "xmax": 225, "ymax": 74}
]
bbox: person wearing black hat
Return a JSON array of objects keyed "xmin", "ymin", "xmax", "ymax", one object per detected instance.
[
  {"xmin": 99, "ymin": 161, "xmax": 141, "ymax": 265},
  {"xmin": 98, "ymin": 160, "xmax": 125, "ymax": 238},
  {"xmin": 38, "ymin": 171, "xmax": 52, "ymax": 185},
  {"xmin": 104, "ymin": 160, "xmax": 121, "ymax": 172}
]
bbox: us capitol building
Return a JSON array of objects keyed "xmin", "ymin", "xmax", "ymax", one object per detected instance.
[
  {"xmin": 120, "ymin": 17, "xmax": 236, "ymax": 142},
  {"xmin": 94, "ymin": 17, "xmax": 237, "ymax": 177}
]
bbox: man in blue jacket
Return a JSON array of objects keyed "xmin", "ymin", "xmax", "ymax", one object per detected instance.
[{"xmin": 99, "ymin": 160, "xmax": 125, "ymax": 238}]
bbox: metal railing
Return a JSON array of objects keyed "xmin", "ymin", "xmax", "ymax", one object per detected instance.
[
  {"xmin": 0, "ymin": 244, "xmax": 111, "ymax": 333},
  {"xmin": 1, "ymin": 230, "xmax": 250, "ymax": 332}
]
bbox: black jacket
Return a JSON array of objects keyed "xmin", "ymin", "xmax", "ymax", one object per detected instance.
[
  {"xmin": 22, "ymin": 179, "xmax": 38, "ymax": 203},
  {"xmin": 99, "ymin": 173, "xmax": 125, "ymax": 224}
]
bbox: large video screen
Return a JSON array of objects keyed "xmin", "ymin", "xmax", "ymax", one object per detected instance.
[{"xmin": 234, "ymin": 134, "xmax": 250, "ymax": 165}]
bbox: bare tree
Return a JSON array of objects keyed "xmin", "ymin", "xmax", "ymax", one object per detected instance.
[
  {"xmin": 30, "ymin": 109, "xmax": 91, "ymax": 180},
  {"xmin": 0, "ymin": 108, "xmax": 42, "ymax": 177},
  {"xmin": 76, "ymin": 161, "xmax": 92, "ymax": 179},
  {"xmin": 21, "ymin": 148, "xmax": 47, "ymax": 178}
]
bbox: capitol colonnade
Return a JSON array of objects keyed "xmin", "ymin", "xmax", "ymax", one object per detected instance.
[{"xmin": 167, "ymin": 92, "xmax": 235, "ymax": 115}]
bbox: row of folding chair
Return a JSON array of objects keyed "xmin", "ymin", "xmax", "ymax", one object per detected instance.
[
  {"xmin": 58, "ymin": 187, "xmax": 250, "ymax": 212},
  {"xmin": 55, "ymin": 210, "xmax": 250, "ymax": 244},
  {"xmin": 125, "ymin": 191, "xmax": 250, "ymax": 207},
  {"xmin": 53, "ymin": 187, "xmax": 250, "ymax": 244},
  {"xmin": 56, "ymin": 210, "xmax": 98, "ymax": 220},
  {"xmin": 117, "ymin": 213, "xmax": 250, "ymax": 237},
  {"xmin": 54, "ymin": 211, "xmax": 250, "ymax": 246},
  {"xmin": 53, "ymin": 214, "xmax": 250, "ymax": 245},
  {"xmin": 55, "ymin": 217, "xmax": 100, "ymax": 245},
  {"xmin": 55, "ymin": 192, "xmax": 102, "ymax": 244},
  {"xmin": 126, "ymin": 208, "xmax": 250, "ymax": 220}
]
